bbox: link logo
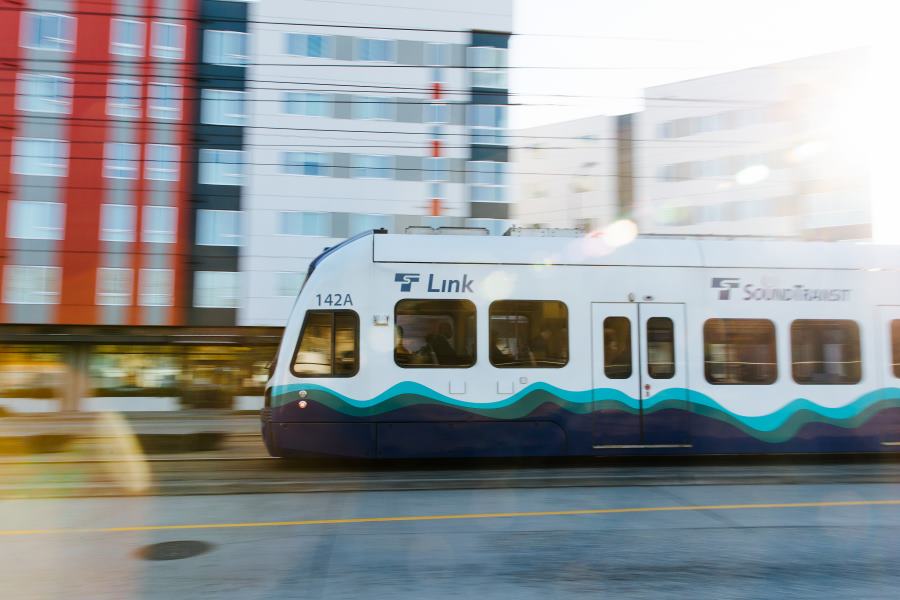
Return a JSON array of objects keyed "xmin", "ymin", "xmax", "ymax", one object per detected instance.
[
  {"xmin": 711, "ymin": 277, "xmax": 740, "ymax": 300},
  {"xmin": 394, "ymin": 273, "xmax": 420, "ymax": 292}
]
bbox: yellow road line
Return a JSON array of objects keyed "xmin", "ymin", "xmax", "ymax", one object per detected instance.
[{"xmin": 3, "ymin": 499, "xmax": 900, "ymax": 537}]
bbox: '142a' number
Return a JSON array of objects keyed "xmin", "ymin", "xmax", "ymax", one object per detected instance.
[{"xmin": 316, "ymin": 293, "xmax": 353, "ymax": 307}]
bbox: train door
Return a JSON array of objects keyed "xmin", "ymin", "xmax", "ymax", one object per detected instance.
[
  {"xmin": 591, "ymin": 303, "xmax": 691, "ymax": 448},
  {"xmin": 877, "ymin": 307, "xmax": 900, "ymax": 445}
]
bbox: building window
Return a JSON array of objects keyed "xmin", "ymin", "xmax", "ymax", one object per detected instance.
[
  {"xmin": 425, "ymin": 103, "xmax": 449, "ymax": 124},
  {"xmin": 16, "ymin": 73, "xmax": 72, "ymax": 114},
  {"xmin": 108, "ymin": 79, "xmax": 141, "ymax": 118},
  {"xmin": 425, "ymin": 157, "xmax": 449, "ymax": 183},
  {"xmin": 489, "ymin": 300, "xmax": 568, "ymax": 368},
  {"xmin": 3, "ymin": 265, "xmax": 60, "ymax": 305},
  {"xmin": 7, "ymin": 200, "xmax": 65, "ymax": 240},
  {"xmin": 356, "ymin": 38, "xmax": 395, "ymax": 62},
  {"xmin": 285, "ymin": 33, "xmax": 329, "ymax": 58},
  {"xmin": 96, "ymin": 268, "xmax": 132, "ymax": 306},
  {"xmin": 353, "ymin": 96, "xmax": 394, "ymax": 120},
  {"xmin": 201, "ymin": 89, "xmax": 246, "ymax": 126},
  {"xmin": 892, "ymin": 321, "xmax": 900, "ymax": 378},
  {"xmin": 99, "ymin": 204, "xmax": 136, "ymax": 242},
  {"xmin": 351, "ymin": 155, "xmax": 393, "ymax": 179},
  {"xmin": 142, "ymin": 205, "xmax": 177, "ymax": 244},
  {"xmin": 21, "ymin": 12, "xmax": 76, "ymax": 52},
  {"xmin": 150, "ymin": 21, "xmax": 185, "ymax": 59},
  {"xmin": 110, "ymin": 18, "xmax": 144, "ymax": 57},
  {"xmin": 275, "ymin": 272, "xmax": 306, "ymax": 297},
  {"xmin": 196, "ymin": 210, "xmax": 241, "ymax": 246},
  {"xmin": 194, "ymin": 271, "xmax": 240, "ymax": 309},
  {"xmin": 138, "ymin": 269, "xmax": 173, "ymax": 306},
  {"xmin": 791, "ymin": 320, "xmax": 861, "ymax": 384},
  {"xmin": 199, "ymin": 149, "xmax": 244, "ymax": 186},
  {"xmin": 704, "ymin": 319, "xmax": 777, "ymax": 385},
  {"xmin": 145, "ymin": 144, "xmax": 180, "ymax": 181},
  {"xmin": 426, "ymin": 42, "xmax": 450, "ymax": 67},
  {"xmin": 469, "ymin": 104, "xmax": 506, "ymax": 145},
  {"xmin": 467, "ymin": 46, "xmax": 508, "ymax": 88},
  {"xmin": 283, "ymin": 92, "xmax": 331, "ymax": 117},
  {"xmin": 11, "ymin": 138, "xmax": 68, "ymax": 177},
  {"xmin": 279, "ymin": 212, "xmax": 332, "ymax": 236},
  {"xmin": 395, "ymin": 300, "xmax": 476, "ymax": 368},
  {"xmin": 283, "ymin": 152, "xmax": 329, "ymax": 176},
  {"xmin": 469, "ymin": 161, "xmax": 506, "ymax": 202},
  {"xmin": 148, "ymin": 82, "xmax": 181, "ymax": 120},
  {"xmin": 203, "ymin": 30, "xmax": 249, "ymax": 66},
  {"xmin": 291, "ymin": 311, "xmax": 359, "ymax": 377},
  {"xmin": 103, "ymin": 142, "xmax": 140, "ymax": 179},
  {"xmin": 348, "ymin": 214, "xmax": 391, "ymax": 235}
]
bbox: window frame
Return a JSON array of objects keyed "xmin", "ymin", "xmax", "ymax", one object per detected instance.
[
  {"xmin": 109, "ymin": 18, "xmax": 145, "ymax": 57},
  {"xmin": 356, "ymin": 38, "xmax": 395, "ymax": 62},
  {"xmin": 107, "ymin": 78, "xmax": 142, "ymax": 118},
  {"xmin": 488, "ymin": 299, "xmax": 569, "ymax": 369},
  {"xmin": 285, "ymin": 33, "xmax": 330, "ymax": 58},
  {"xmin": 278, "ymin": 211, "xmax": 333, "ymax": 236},
  {"xmin": 7, "ymin": 200, "xmax": 65, "ymax": 241},
  {"xmin": 283, "ymin": 92, "xmax": 331, "ymax": 118},
  {"xmin": 99, "ymin": 203, "xmax": 136, "ymax": 242},
  {"xmin": 469, "ymin": 160, "xmax": 507, "ymax": 202},
  {"xmin": 147, "ymin": 82, "xmax": 182, "ymax": 120},
  {"xmin": 353, "ymin": 95, "xmax": 395, "ymax": 121},
  {"xmin": 196, "ymin": 209, "xmax": 242, "ymax": 247},
  {"xmin": 141, "ymin": 205, "xmax": 177, "ymax": 244},
  {"xmin": 203, "ymin": 30, "xmax": 249, "ymax": 66},
  {"xmin": 103, "ymin": 142, "xmax": 140, "ymax": 180},
  {"xmin": 290, "ymin": 310, "xmax": 360, "ymax": 378},
  {"xmin": 467, "ymin": 46, "xmax": 508, "ymax": 89},
  {"xmin": 150, "ymin": 21, "xmax": 185, "ymax": 60},
  {"xmin": 351, "ymin": 154, "xmax": 393, "ymax": 180},
  {"xmin": 193, "ymin": 271, "xmax": 241, "ymax": 308},
  {"xmin": 469, "ymin": 104, "xmax": 506, "ymax": 146},
  {"xmin": 201, "ymin": 89, "xmax": 247, "ymax": 126},
  {"xmin": 703, "ymin": 318, "xmax": 778, "ymax": 385},
  {"xmin": 145, "ymin": 144, "xmax": 180, "ymax": 181},
  {"xmin": 199, "ymin": 149, "xmax": 245, "ymax": 186},
  {"xmin": 21, "ymin": 12, "xmax": 76, "ymax": 53},
  {"xmin": 790, "ymin": 319, "xmax": 862, "ymax": 385},
  {"xmin": 11, "ymin": 137, "xmax": 69, "ymax": 177},
  {"xmin": 96, "ymin": 267, "xmax": 133, "ymax": 306},
  {"xmin": 16, "ymin": 73, "xmax": 73, "ymax": 114},
  {"xmin": 2, "ymin": 265, "xmax": 61, "ymax": 305},
  {"xmin": 138, "ymin": 268, "xmax": 173, "ymax": 307}
]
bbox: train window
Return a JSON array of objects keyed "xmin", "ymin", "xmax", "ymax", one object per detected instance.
[
  {"xmin": 791, "ymin": 320, "xmax": 861, "ymax": 385},
  {"xmin": 395, "ymin": 299, "xmax": 476, "ymax": 368},
  {"xmin": 646, "ymin": 317, "xmax": 675, "ymax": 379},
  {"xmin": 892, "ymin": 321, "xmax": 899, "ymax": 378},
  {"xmin": 603, "ymin": 317, "xmax": 632, "ymax": 378},
  {"xmin": 489, "ymin": 300, "xmax": 568, "ymax": 368},
  {"xmin": 291, "ymin": 310, "xmax": 359, "ymax": 377},
  {"xmin": 704, "ymin": 319, "xmax": 777, "ymax": 385}
]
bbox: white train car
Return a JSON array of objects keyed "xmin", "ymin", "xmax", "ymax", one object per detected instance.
[{"xmin": 262, "ymin": 230, "xmax": 900, "ymax": 458}]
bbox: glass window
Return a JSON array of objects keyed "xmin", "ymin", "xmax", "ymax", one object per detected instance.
[
  {"xmin": 357, "ymin": 38, "xmax": 395, "ymax": 62},
  {"xmin": 12, "ymin": 138, "xmax": 68, "ymax": 177},
  {"xmin": 348, "ymin": 213, "xmax": 391, "ymax": 235},
  {"xmin": 3, "ymin": 265, "xmax": 60, "ymax": 304},
  {"xmin": 283, "ymin": 92, "xmax": 331, "ymax": 117},
  {"xmin": 194, "ymin": 271, "xmax": 240, "ymax": 308},
  {"xmin": 892, "ymin": 321, "xmax": 900, "ymax": 378},
  {"xmin": 283, "ymin": 152, "xmax": 329, "ymax": 176},
  {"xmin": 203, "ymin": 30, "xmax": 249, "ymax": 66},
  {"xmin": 279, "ymin": 211, "xmax": 332, "ymax": 236},
  {"xmin": 351, "ymin": 154, "xmax": 393, "ymax": 179},
  {"xmin": 704, "ymin": 319, "xmax": 777, "ymax": 385},
  {"xmin": 488, "ymin": 300, "xmax": 568, "ymax": 368},
  {"xmin": 469, "ymin": 104, "xmax": 506, "ymax": 145},
  {"xmin": 425, "ymin": 103, "xmax": 449, "ymax": 124},
  {"xmin": 148, "ymin": 82, "xmax": 181, "ymax": 120},
  {"xmin": 467, "ymin": 46, "xmax": 508, "ymax": 88},
  {"xmin": 99, "ymin": 204, "xmax": 135, "ymax": 242},
  {"xmin": 150, "ymin": 21, "xmax": 185, "ymax": 59},
  {"xmin": 469, "ymin": 161, "xmax": 506, "ymax": 202},
  {"xmin": 791, "ymin": 320, "xmax": 861, "ymax": 384},
  {"xmin": 21, "ymin": 12, "xmax": 76, "ymax": 52},
  {"xmin": 196, "ymin": 210, "xmax": 241, "ymax": 246},
  {"xmin": 292, "ymin": 311, "xmax": 359, "ymax": 377},
  {"xmin": 107, "ymin": 79, "xmax": 141, "ymax": 118},
  {"xmin": 17, "ymin": 73, "xmax": 72, "ymax": 114},
  {"xmin": 145, "ymin": 144, "xmax": 179, "ymax": 181},
  {"xmin": 426, "ymin": 42, "xmax": 450, "ymax": 67},
  {"xmin": 603, "ymin": 316, "xmax": 632, "ymax": 379},
  {"xmin": 0, "ymin": 345, "xmax": 67, "ymax": 401},
  {"xmin": 142, "ymin": 205, "xmax": 177, "ymax": 244},
  {"xmin": 646, "ymin": 317, "xmax": 675, "ymax": 379},
  {"xmin": 103, "ymin": 142, "xmax": 140, "ymax": 179},
  {"xmin": 110, "ymin": 18, "xmax": 144, "ymax": 56},
  {"xmin": 96, "ymin": 268, "xmax": 132, "ymax": 306},
  {"xmin": 138, "ymin": 269, "xmax": 173, "ymax": 306},
  {"xmin": 88, "ymin": 345, "xmax": 181, "ymax": 398},
  {"xmin": 285, "ymin": 33, "xmax": 330, "ymax": 58},
  {"xmin": 201, "ymin": 89, "xmax": 246, "ymax": 126},
  {"xmin": 395, "ymin": 300, "xmax": 476, "ymax": 368},
  {"xmin": 425, "ymin": 157, "xmax": 449, "ymax": 182},
  {"xmin": 199, "ymin": 149, "xmax": 244, "ymax": 185},
  {"xmin": 353, "ymin": 95, "xmax": 394, "ymax": 120},
  {"xmin": 7, "ymin": 200, "xmax": 64, "ymax": 240},
  {"xmin": 275, "ymin": 272, "xmax": 306, "ymax": 297}
]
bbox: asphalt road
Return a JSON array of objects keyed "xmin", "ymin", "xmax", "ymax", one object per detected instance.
[{"xmin": 2, "ymin": 480, "xmax": 900, "ymax": 599}]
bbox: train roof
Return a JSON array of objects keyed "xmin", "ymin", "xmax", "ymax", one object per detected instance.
[{"xmin": 368, "ymin": 232, "xmax": 900, "ymax": 271}]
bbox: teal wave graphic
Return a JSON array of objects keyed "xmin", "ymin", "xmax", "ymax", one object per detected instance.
[{"xmin": 271, "ymin": 382, "xmax": 900, "ymax": 443}]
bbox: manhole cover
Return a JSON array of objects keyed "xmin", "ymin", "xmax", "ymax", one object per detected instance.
[{"xmin": 136, "ymin": 540, "xmax": 214, "ymax": 561}]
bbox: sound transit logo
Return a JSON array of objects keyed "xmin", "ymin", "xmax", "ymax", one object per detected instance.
[
  {"xmin": 711, "ymin": 277, "xmax": 851, "ymax": 302},
  {"xmin": 711, "ymin": 277, "xmax": 740, "ymax": 300},
  {"xmin": 394, "ymin": 273, "xmax": 420, "ymax": 292}
]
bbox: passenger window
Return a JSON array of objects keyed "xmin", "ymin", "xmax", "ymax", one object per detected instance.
[
  {"xmin": 291, "ymin": 310, "xmax": 359, "ymax": 377},
  {"xmin": 891, "ymin": 320, "xmax": 899, "ymax": 378},
  {"xmin": 395, "ymin": 299, "xmax": 475, "ymax": 368},
  {"xmin": 791, "ymin": 320, "xmax": 861, "ymax": 384},
  {"xmin": 489, "ymin": 300, "xmax": 568, "ymax": 368},
  {"xmin": 603, "ymin": 316, "xmax": 632, "ymax": 379},
  {"xmin": 704, "ymin": 319, "xmax": 777, "ymax": 385},
  {"xmin": 646, "ymin": 317, "xmax": 675, "ymax": 379}
]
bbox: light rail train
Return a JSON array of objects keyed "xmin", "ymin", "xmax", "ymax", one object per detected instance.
[{"xmin": 262, "ymin": 229, "xmax": 900, "ymax": 458}]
